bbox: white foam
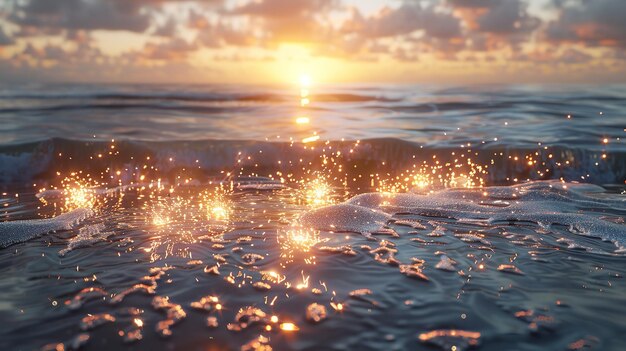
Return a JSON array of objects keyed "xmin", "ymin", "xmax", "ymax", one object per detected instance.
[
  {"xmin": 435, "ymin": 255, "xmax": 457, "ymax": 271},
  {"xmin": 298, "ymin": 203, "xmax": 392, "ymax": 235},
  {"xmin": 59, "ymin": 223, "xmax": 112, "ymax": 256},
  {"xmin": 0, "ymin": 208, "xmax": 94, "ymax": 248},
  {"xmin": 302, "ymin": 181, "xmax": 626, "ymax": 250}
]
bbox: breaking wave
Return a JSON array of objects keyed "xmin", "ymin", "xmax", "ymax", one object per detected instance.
[{"xmin": 0, "ymin": 138, "xmax": 623, "ymax": 186}]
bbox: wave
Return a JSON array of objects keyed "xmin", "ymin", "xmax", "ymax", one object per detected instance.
[
  {"xmin": 0, "ymin": 103, "xmax": 255, "ymax": 114},
  {"xmin": 0, "ymin": 91, "xmax": 398, "ymax": 104},
  {"xmin": 0, "ymin": 138, "xmax": 623, "ymax": 187}
]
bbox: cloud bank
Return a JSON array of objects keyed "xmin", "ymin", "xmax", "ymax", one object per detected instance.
[{"xmin": 0, "ymin": 0, "xmax": 624, "ymax": 83}]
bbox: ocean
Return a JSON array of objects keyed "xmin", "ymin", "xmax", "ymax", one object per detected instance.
[{"xmin": 0, "ymin": 83, "xmax": 625, "ymax": 350}]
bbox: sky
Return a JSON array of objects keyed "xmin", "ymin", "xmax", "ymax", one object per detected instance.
[{"xmin": 0, "ymin": 0, "xmax": 625, "ymax": 84}]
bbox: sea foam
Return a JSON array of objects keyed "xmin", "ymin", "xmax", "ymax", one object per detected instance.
[
  {"xmin": 0, "ymin": 208, "xmax": 94, "ymax": 248},
  {"xmin": 59, "ymin": 223, "xmax": 111, "ymax": 256},
  {"xmin": 301, "ymin": 181, "xmax": 626, "ymax": 250},
  {"xmin": 298, "ymin": 203, "xmax": 392, "ymax": 236}
]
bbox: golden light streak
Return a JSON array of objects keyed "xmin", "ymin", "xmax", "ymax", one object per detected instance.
[
  {"xmin": 418, "ymin": 329, "xmax": 481, "ymax": 344},
  {"xmin": 296, "ymin": 116, "xmax": 310, "ymax": 125},
  {"xmin": 279, "ymin": 322, "xmax": 299, "ymax": 332},
  {"xmin": 331, "ymin": 302, "xmax": 344, "ymax": 312},
  {"xmin": 295, "ymin": 271, "xmax": 310, "ymax": 290},
  {"xmin": 302, "ymin": 135, "xmax": 320, "ymax": 143}
]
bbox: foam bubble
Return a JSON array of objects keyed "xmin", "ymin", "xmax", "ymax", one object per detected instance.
[
  {"xmin": 298, "ymin": 203, "xmax": 392, "ymax": 235},
  {"xmin": 59, "ymin": 223, "xmax": 112, "ymax": 256},
  {"xmin": 0, "ymin": 208, "xmax": 94, "ymax": 248},
  {"xmin": 303, "ymin": 181, "xmax": 626, "ymax": 250}
]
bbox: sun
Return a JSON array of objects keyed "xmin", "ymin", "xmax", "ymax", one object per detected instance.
[{"xmin": 299, "ymin": 74, "xmax": 311, "ymax": 87}]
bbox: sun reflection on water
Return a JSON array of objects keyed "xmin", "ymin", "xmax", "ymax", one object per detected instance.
[
  {"xmin": 303, "ymin": 177, "xmax": 335, "ymax": 207},
  {"xmin": 278, "ymin": 227, "xmax": 325, "ymax": 265},
  {"xmin": 200, "ymin": 187, "xmax": 233, "ymax": 223},
  {"xmin": 37, "ymin": 172, "xmax": 102, "ymax": 214}
]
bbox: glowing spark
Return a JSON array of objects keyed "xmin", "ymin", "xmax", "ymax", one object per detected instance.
[
  {"xmin": 261, "ymin": 271, "xmax": 286, "ymax": 284},
  {"xmin": 411, "ymin": 173, "xmax": 432, "ymax": 189},
  {"xmin": 449, "ymin": 175, "xmax": 474, "ymax": 189},
  {"xmin": 152, "ymin": 213, "xmax": 171, "ymax": 226},
  {"xmin": 49, "ymin": 174, "xmax": 101, "ymax": 212},
  {"xmin": 279, "ymin": 322, "xmax": 299, "ymax": 331},
  {"xmin": 209, "ymin": 205, "xmax": 228, "ymax": 221},
  {"xmin": 295, "ymin": 271, "xmax": 310, "ymax": 290},
  {"xmin": 302, "ymin": 135, "xmax": 320, "ymax": 143},
  {"xmin": 296, "ymin": 116, "xmax": 310, "ymax": 125},
  {"xmin": 278, "ymin": 227, "xmax": 323, "ymax": 264},
  {"xmin": 64, "ymin": 186, "xmax": 97, "ymax": 211},
  {"xmin": 279, "ymin": 227, "xmax": 322, "ymax": 253},
  {"xmin": 133, "ymin": 318, "xmax": 144, "ymax": 328},
  {"xmin": 303, "ymin": 177, "xmax": 334, "ymax": 207},
  {"xmin": 331, "ymin": 302, "xmax": 344, "ymax": 311},
  {"xmin": 201, "ymin": 187, "xmax": 233, "ymax": 223}
]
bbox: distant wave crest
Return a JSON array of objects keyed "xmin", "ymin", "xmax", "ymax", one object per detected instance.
[{"xmin": 0, "ymin": 138, "xmax": 623, "ymax": 186}]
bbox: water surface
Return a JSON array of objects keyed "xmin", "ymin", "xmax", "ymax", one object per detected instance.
[{"xmin": 0, "ymin": 83, "xmax": 624, "ymax": 351}]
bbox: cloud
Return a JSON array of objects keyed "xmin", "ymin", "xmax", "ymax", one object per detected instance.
[
  {"xmin": 474, "ymin": 0, "xmax": 539, "ymax": 35},
  {"xmin": 446, "ymin": 0, "xmax": 499, "ymax": 9},
  {"xmin": 334, "ymin": 1, "xmax": 538, "ymax": 59},
  {"xmin": 559, "ymin": 47, "xmax": 593, "ymax": 64},
  {"xmin": 0, "ymin": 27, "xmax": 13, "ymax": 46},
  {"xmin": 547, "ymin": 0, "xmax": 626, "ymax": 47},
  {"xmin": 447, "ymin": 0, "xmax": 540, "ymax": 52},
  {"xmin": 153, "ymin": 17, "xmax": 178, "ymax": 37},
  {"xmin": 188, "ymin": 10, "xmax": 258, "ymax": 47},
  {"xmin": 136, "ymin": 38, "xmax": 198, "ymax": 61},
  {"xmin": 12, "ymin": 39, "xmax": 105, "ymax": 64},
  {"xmin": 7, "ymin": 0, "xmax": 158, "ymax": 33},
  {"xmin": 0, "ymin": 0, "xmax": 624, "ymax": 83},
  {"xmin": 322, "ymin": 1, "xmax": 465, "ymax": 60},
  {"xmin": 341, "ymin": 2, "xmax": 461, "ymax": 39},
  {"xmin": 510, "ymin": 46, "xmax": 589, "ymax": 64},
  {"xmin": 392, "ymin": 47, "xmax": 420, "ymax": 62},
  {"xmin": 227, "ymin": 0, "xmax": 338, "ymax": 43},
  {"xmin": 230, "ymin": 0, "xmax": 337, "ymax": 18}
]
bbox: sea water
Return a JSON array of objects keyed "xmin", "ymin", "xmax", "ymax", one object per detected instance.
[{"xmin": 0, "ymin": 83, "xmax": 624, "ymax": 350}]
